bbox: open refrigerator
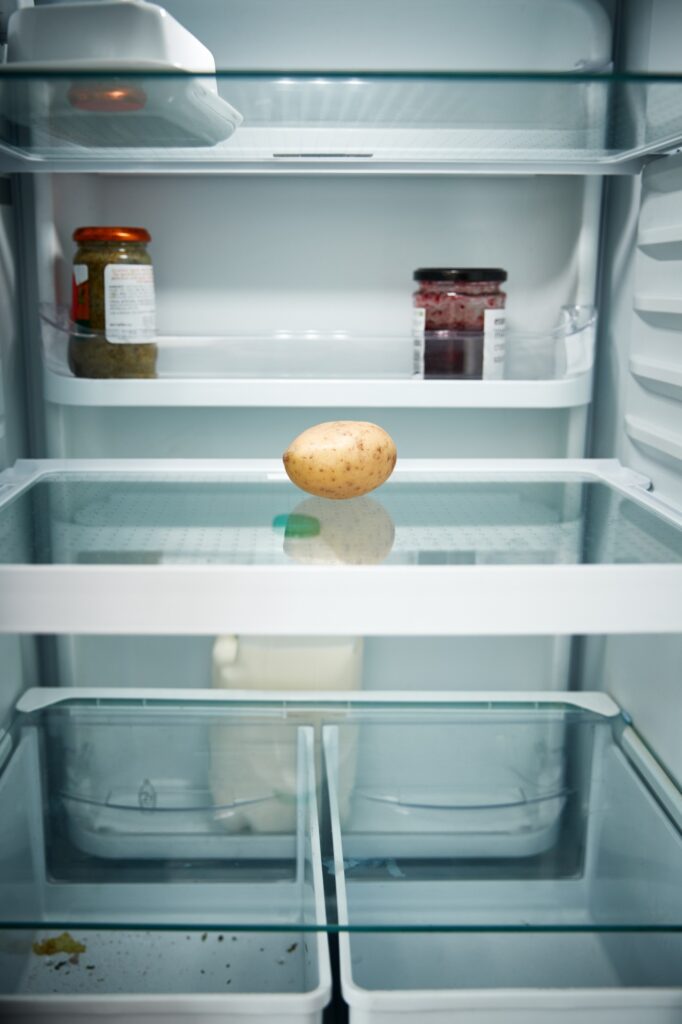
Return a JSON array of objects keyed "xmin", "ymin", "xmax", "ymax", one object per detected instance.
[{"xmin": 0, "ymin": 0, "xmax": 681, "ymax": 1021}]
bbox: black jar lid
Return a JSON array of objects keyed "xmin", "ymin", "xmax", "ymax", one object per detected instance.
[{"xmin": 413, "ymin": 268, "xmax": 507, "ymax": 282}]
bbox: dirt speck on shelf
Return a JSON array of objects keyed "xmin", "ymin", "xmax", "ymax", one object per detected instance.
[
  {"xmin": 33, "ymin": 933, "xmax": 86, "ymax": 957},
  {"xmin": 287, "ymin": 943, "xmax": 298, "ymax": 953}
]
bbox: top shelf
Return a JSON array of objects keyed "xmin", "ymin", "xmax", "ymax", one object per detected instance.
[{"xmin": 2, "ymin": 70, "xmax": 682, "ymax": 174}]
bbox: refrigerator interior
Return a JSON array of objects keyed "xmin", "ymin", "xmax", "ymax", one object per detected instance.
[{"xmin": 0, "ymin": 0, "xmax": 681, "ymax": 1016}]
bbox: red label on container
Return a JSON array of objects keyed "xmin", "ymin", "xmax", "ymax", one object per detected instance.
[{"xmin": 71, "ymin": 264, "xmax": 90, "ymax": 324}]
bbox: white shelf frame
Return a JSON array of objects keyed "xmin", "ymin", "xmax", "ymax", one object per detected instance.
[
  {"xmin": 1, "ymin": 458, "xmax": 681, "ymax": 636},
  {"xmin": 43, "ymin": 372, "xmax": 593, "ymax": 409}
]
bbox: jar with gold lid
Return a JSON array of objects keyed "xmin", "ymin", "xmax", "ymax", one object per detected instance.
[{"xmin": 70, "ymin": 226, "xmax": 157, "ymax": 379}]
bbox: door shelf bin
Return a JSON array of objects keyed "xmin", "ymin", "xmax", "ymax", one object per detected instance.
[
  {"xmin": 323, "ymin": 698, "xmax": 682, "ymax": 1022},
  {"xmin": 1, "ymin": 459, "xmax": 682, "ymax": 635},
  {"xmin": 41, "ymin": 303, "xmax": 596, "ymax": 400},
  {"xmin": 0, "ymin": 695, "xmax": 331, "ymax": 1022}
]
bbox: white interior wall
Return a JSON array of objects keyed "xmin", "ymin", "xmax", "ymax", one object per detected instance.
[
  {"xmin": 148, "ymin": 0, "xmax": 613, "ymax": 73},
  {"xmin": 44, "ymin": 405, "xmax": 584, "ymax": 460},
  {"xmin": 48, "ymin": 174, "xmax": 596, "ymax": 341},
  {"xmin": 50, "ymin": 635, "xmax": 563, "ymax": 692}
]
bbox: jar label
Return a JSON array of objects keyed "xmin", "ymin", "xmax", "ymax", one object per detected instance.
[
  {"xmin": 71, "ymin": 263, "xmax": 90, "ymax": 324},
  {"xmin": 412, "ymin": 307, "xmax": 426, "ymax": 377},
  {"xmin": 104, "ymin": 263, "xmax": 156, "ymax": 344},
  {"xmin": 482, "ymin": 309, "xmax": 506, "ymax": 380}
]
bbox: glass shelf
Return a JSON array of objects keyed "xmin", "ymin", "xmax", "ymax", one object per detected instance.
[
  {"xmin": 2, "ymin": 70, "xmax": 682, "ymax": 173},
  {"xmin": 0, "ymin": 691, "xmax": 680, "ymax": 937},
  {"xmin": 324, "ymin": 697, "xmax": 682, "ymax": 933},
  {"xmin": 0, "ymin": 459, "xmax": 681, "ymax": 634}
]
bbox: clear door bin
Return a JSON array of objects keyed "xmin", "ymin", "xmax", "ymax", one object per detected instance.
[
  {"xmin": 0, "ymin": 692, "xmax": 330, "ymax": 1023},
  {"xmin": 324, "ymin": 697, "xmax": 682, "ymax": 1022}
]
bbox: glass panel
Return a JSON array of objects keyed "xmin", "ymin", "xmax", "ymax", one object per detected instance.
[
  {"xmin": 1, "ymin": 71, "xmax": 682, "ymax": 171},
  {"xmin": 0, "ymin": 703, "xmax": 323, "ymax": 932},
  {"xmin": 325, "ymin": 704, "xmax": 682, "ymax": 932},
  {"xmin": 1, "ymin": 472, "xmax": 682, "ymax": 567},
  {"xmin": 2, "ymin": 697, "xmax": 680, "ymax": 935}
]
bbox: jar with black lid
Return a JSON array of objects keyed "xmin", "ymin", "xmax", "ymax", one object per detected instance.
[{"xmin": 413, "ymin": 268, "xmax": 507, "ymax": 379}]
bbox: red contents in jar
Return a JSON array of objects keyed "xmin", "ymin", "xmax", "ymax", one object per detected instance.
[
  {"xmin": 415, "ymin": 278, "xmax": 506, "ymax": 331},
  {"xmin": 413, "ymin": 268, "xmax": 507, "ymax": 379}
]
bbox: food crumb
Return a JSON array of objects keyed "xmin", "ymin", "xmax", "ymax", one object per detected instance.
[{"xmin": 33, "ymin": 933, "xmax": 86, "ymax": 957}]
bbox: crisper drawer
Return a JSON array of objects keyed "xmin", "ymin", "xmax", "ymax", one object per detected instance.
[
  {"xmin": 323, "ymin": 696, "xmax": 682, "ymax": 1023},
  {"xmin": 1, "ymin": 458, "xmax": 682, "ymax": 636},
  {"xmin": 0, "ymin": 692, "xmax": 330, "ymax": 1023}
]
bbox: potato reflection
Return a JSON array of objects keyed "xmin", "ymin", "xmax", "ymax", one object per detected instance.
[{"xmin": 283, "ymin": 496, "xmax": 395, "ymax": 565}]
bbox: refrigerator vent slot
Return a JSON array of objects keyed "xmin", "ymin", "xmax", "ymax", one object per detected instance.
[{"xmin": 272, "ymin": 152, "xmax": 373, "ymax": 158}]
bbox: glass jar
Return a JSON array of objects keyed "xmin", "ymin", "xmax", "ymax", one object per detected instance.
[
  {"xmin": 413, "ymin": 268, "xmax": 507, "ymax": 379},
  {"xmin": 69, "ymin": 226, "xmax": 157, "ymax": 379}
]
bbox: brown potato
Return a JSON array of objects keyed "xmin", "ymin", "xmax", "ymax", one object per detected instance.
[{"xmin": 283, "ymin": 421, "xmax": 397, "ymax": 500}]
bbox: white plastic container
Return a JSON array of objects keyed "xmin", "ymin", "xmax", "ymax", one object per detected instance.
[
  {"xmin": 0, "ymin": 694, "xmax": 331, "ymax": 1023},
  {"xmin": 211, "ymin": 635, "xmax": 363, "ymax": 831},
  {"xmin": 6, "ymin": 0, "xmax": 218, "ymax": 71},
  {"xmin": 4, "ymin": 1, "xmax": 242, "ymax": 149},
  {"xmin": 338, "ymin": 931, "xmax": 682, "ymax": 1024}
]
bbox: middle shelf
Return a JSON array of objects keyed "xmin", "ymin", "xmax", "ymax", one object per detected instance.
[{"xmin": 0, "ymin": 459, "xmax": 681, "ymax": 635}]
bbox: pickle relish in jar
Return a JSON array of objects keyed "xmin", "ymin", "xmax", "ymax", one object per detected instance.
[{"xmin": 70, "ymin": 226, "xmax": 157, "ymax": 379}]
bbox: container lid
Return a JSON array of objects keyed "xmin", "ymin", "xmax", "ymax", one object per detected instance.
[
  {"xmin": 413, "ymin": 268, "xmax": 507, "ymax": 282},
  {"xmin": 73, "ymin": 227, "xmax": 151, "ymax": 244}
]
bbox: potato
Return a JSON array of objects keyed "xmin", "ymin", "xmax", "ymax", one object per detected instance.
[
  {"xmin": 283, "ymin": 496, "xmax": 395, "ymax": 565},
  {"xmin": 283, "ymin": 420, "xmax": 397, "ymax": 500}
]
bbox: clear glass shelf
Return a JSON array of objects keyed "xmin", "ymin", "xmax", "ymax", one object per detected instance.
[
  {"xmin": 324, "ymin": 699, "xmax": 682, "ymax": 932},
  {"xmin": 0, "ymin": 697, "xmax": 324, "ymax": 932},
  {"xmin": 1, "ymin": 460, "xmax": 681, "ymax": 635},
  {"xmin": 1, "ymin": 466, "xmax": 681, "ymax": 568},
  {"xmin": 2, "ymin": 70, "xmax": 682, "ymax": 172},
  {"xmin": 0, "ymin": 692, "xmax": 680, "ymax": 936}
]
